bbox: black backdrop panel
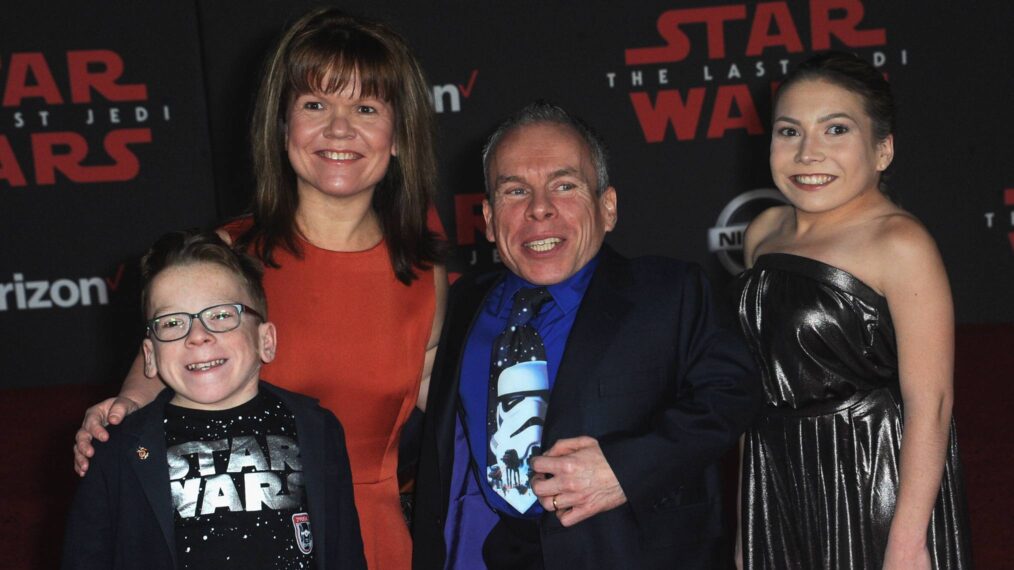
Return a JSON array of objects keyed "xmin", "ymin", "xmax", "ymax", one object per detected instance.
[
  {"xmin": 2, "ymin": 0, "xmax": 1012, "ymax": 389},
  {"xmin": 1, "ymin": 2, "xmax": 216, "ymax": 388}
]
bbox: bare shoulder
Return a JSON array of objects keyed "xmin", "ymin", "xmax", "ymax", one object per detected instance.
[
  {"xmin": 743, "ymin": 205, "xmax": 792, "ymax": 267},
  {"xmin": 216, "ymin": 228, "xmax": 234, "ymax": 245},
  {"xmin": 873, "ymin": 211, "xmax": 940, "ymax": 261},
  {"xmin": 869, "ymin": 211, "xmax": 947, "ymax": 292},
  {"xmin": 216, "ymin": 215, "xmax": 254, "ymax": 246}
]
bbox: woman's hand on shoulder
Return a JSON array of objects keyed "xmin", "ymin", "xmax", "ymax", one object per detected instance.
[
  {"xmin": 743, "ymin": 205, "xmax": 792, "ymax": 268},
  {"xmin": 74, "ymin": 396, "xmax": 141, "ymax": 476},
  {"xmin": 73, "ymin": 348, "xmax": 163, "ymax": 476}
]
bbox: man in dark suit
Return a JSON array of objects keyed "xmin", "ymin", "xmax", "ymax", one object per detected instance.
[{"xmin": 413, "ymin": 102, "xmax": 760, "ymax": 569}]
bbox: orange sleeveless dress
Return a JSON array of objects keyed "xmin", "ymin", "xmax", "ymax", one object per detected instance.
[{"xmin": 225, "ymin": 220, "xmax": 434, "ymax": 569}]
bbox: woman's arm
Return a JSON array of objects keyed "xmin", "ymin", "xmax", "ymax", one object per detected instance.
[
  {"xmin": 878, "ymin": 216, "xmax": 954, "ymax": 569},
  {"xmin": 73, "ymin": 347, "xmax": 164, "ymax": 476},
  {"xmin": 416, "ymin": 264, "xmax": 448, "ymax": 412}
]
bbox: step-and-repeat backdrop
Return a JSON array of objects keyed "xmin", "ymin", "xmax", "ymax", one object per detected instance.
[{"xmin": 3, "ymin": 0, "xmax": 1012, "ymax": 388}]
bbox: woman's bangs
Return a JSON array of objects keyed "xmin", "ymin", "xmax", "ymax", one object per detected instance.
[{"xmin": 287, "ymin": 35, "xmax": 397, "ymax": 102}]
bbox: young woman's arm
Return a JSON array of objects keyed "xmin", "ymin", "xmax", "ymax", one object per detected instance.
[{"xmin": 878, "ymin": 215, "xmax": 954, "ymax": 570}]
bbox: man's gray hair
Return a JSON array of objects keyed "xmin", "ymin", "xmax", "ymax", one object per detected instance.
[{"xmin": 482, "ymin": 101, "xmax": 610, "ymax": 199}]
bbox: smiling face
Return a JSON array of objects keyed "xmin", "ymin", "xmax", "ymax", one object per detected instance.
[
  {"xmin": 483, "ymin": 122, "xmax": 617, "ymax": 285},
  {"xmin": 285, "ymin": 78, "xmax": 397, "ymax": 204},
  {"xmin": 142, "ymin": 263, "xmax": 276, "ymax": 411},
  {"xmin": 770, "ymin": 79, "xmax": 893, "ymax": 215}
]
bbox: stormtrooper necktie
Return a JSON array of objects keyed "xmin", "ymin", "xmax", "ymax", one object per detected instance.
[{"xmin": 486, "ymin": 287, "xmax": 552, "ymax": 513}]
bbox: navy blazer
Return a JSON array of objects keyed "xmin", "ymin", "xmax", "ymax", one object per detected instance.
[
  {"xmin": 62, "ymin": 382, "xmax": 366, "ymax": 570},
  {"xmin": 412, "ymin": 246, "xmax": 761, "ymax": 569}
]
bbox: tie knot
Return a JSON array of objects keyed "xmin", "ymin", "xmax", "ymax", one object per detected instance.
[{"xmin": 508, "ymin": 287, "xmax": 551, "ymax": 327}]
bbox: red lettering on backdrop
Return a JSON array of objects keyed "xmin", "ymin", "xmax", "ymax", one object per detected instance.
[
  {"xmin": 707, "ymin": 84, "xmax": 763, "ymax": 138},
  {"xmin": 625, "ymin": 5, "xmax": 747, "ymax": 65},
  {"xmin": 67, "ymin": 50, "xmax": 147, "ymax": 103},
  {"xmin": 98, "ymin": 128, "xmax": 152, "ymax": 180},
  {"xmin": 810, "ymin": 0, "xmax": 885, "ymax": 50},
  {"xmin": 746, "ymin": 3, "xmax": 804, "ymax": 56},
  {"xmin": 626, "ymin": 1, "xmax": 886, "ymax": 65},
  {"xmin": 0, "ymin": 136, "xmax": 28, "ymax": 186},
  {"xmin": 630, "ymin": 89, "xmax": 706, "ymax": 142},
  {"xmin": 105, "ymin": 263, "xmax": 126, "ymax": 291},
  {"xmin": 455, "ymin": 193, "xmax": 486, "ymax": 246},
  {"xmin": 2, "ymin": 53, "xmax": 64, "ymax": 106},
  {"xmin": 3, "ymin": 50, "xmax": 148, "ymax": 106},
  {"xmin": 631, "ymin": 84, "xmax": 772, "ymax": 142},
  {"xmin": 33, "ymin": 132, "xmax": 87, "ymax": 185},
  {"xmin": 31, "ymin": 128, "xmax": 152, "ymax": 185},
  {"xmin": 458, "ymin": 69, "xmax": 479, "ymax": 98}
]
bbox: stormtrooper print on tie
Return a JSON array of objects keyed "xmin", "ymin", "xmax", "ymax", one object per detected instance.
[{"xmin": 487, "ymin": 287, "xmax": 552, "ymax": 514}]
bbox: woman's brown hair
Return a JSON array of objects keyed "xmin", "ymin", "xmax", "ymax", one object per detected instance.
[{"xmin": 239, "ymin": 7, "xmax": 444, "ymax": 283}]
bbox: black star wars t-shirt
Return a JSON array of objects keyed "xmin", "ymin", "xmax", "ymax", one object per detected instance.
[{"xmin": 164, "ymin": 390, "xmax": 315, "ymax": 569}]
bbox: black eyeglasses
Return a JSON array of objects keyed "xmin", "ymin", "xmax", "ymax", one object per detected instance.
[{"xmin": 146, "ymin": 303, "xmax": 264, "ymax": 342}]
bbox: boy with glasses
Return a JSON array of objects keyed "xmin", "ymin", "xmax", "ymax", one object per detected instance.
[{"xmin": 62, "ymin": 230, "xmax": 366, "ymax": 569}]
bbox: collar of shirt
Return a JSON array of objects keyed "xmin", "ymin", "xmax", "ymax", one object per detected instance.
[{"xmin": 494, "ymin": 253, "xmax": 601, "ymax": 318}]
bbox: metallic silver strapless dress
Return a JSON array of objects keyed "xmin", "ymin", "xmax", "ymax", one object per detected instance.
[{"xmin": 736, "ymin": 253, "xmax": 971, "ymax": 569}]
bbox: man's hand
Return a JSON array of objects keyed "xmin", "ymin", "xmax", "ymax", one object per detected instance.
[
  {"xmin": 530, "ymin": 436, "xmax": 626, "ymax": 527},
  {"xmin": 73, "ymin": 396, "xmax": 140, "ymax": 476}
]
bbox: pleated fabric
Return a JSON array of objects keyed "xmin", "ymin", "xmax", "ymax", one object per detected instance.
[{"xmin": 736, "ymin": 253, "xmax": 971, "ymax": 569}]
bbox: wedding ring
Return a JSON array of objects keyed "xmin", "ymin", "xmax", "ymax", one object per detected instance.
[{"xmin": 552, "ymin": 495, "xmax": 559, "ymax": 510}]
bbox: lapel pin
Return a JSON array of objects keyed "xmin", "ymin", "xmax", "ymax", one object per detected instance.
[{"xmin": 136, "ymin": 446, "xmax": 149, "ymax": 460}]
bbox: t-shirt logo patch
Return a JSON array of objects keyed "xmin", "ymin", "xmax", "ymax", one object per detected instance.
[{"xmin": 292, "ymin": 512, "xmax": 312, "ymax": 554}]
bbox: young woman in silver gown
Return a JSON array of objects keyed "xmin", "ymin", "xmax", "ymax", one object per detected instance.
[{"xmin": 735, "ymin": 52, "xmax": 971, "ymax": 569}]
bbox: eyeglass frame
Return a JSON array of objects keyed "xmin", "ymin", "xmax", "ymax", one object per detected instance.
[{"xmin": 145, "ymin": 303, "xmax": 265, "ymax": 342}]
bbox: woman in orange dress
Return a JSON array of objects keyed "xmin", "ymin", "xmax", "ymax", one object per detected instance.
[{"xmin": 75, "ymin": 9, "xmax": 446, "ymax": 569}]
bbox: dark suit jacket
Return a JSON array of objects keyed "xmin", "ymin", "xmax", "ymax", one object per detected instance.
[
  {"xmin": 413, "ymin": 247, "xmax": 760, "ymax": 569},
  {"xmin": 62, "ymin": 382, "xmax": 366, "ymax": 570}
]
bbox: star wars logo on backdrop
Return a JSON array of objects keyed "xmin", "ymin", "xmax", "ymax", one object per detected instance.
[
  {"xmin": 608, "ymin": 0, "xmax": 906, "ymax": 142},
  {"xmin": 0, "ymin": 49, "xmax": 170, "ymax": 187}
]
